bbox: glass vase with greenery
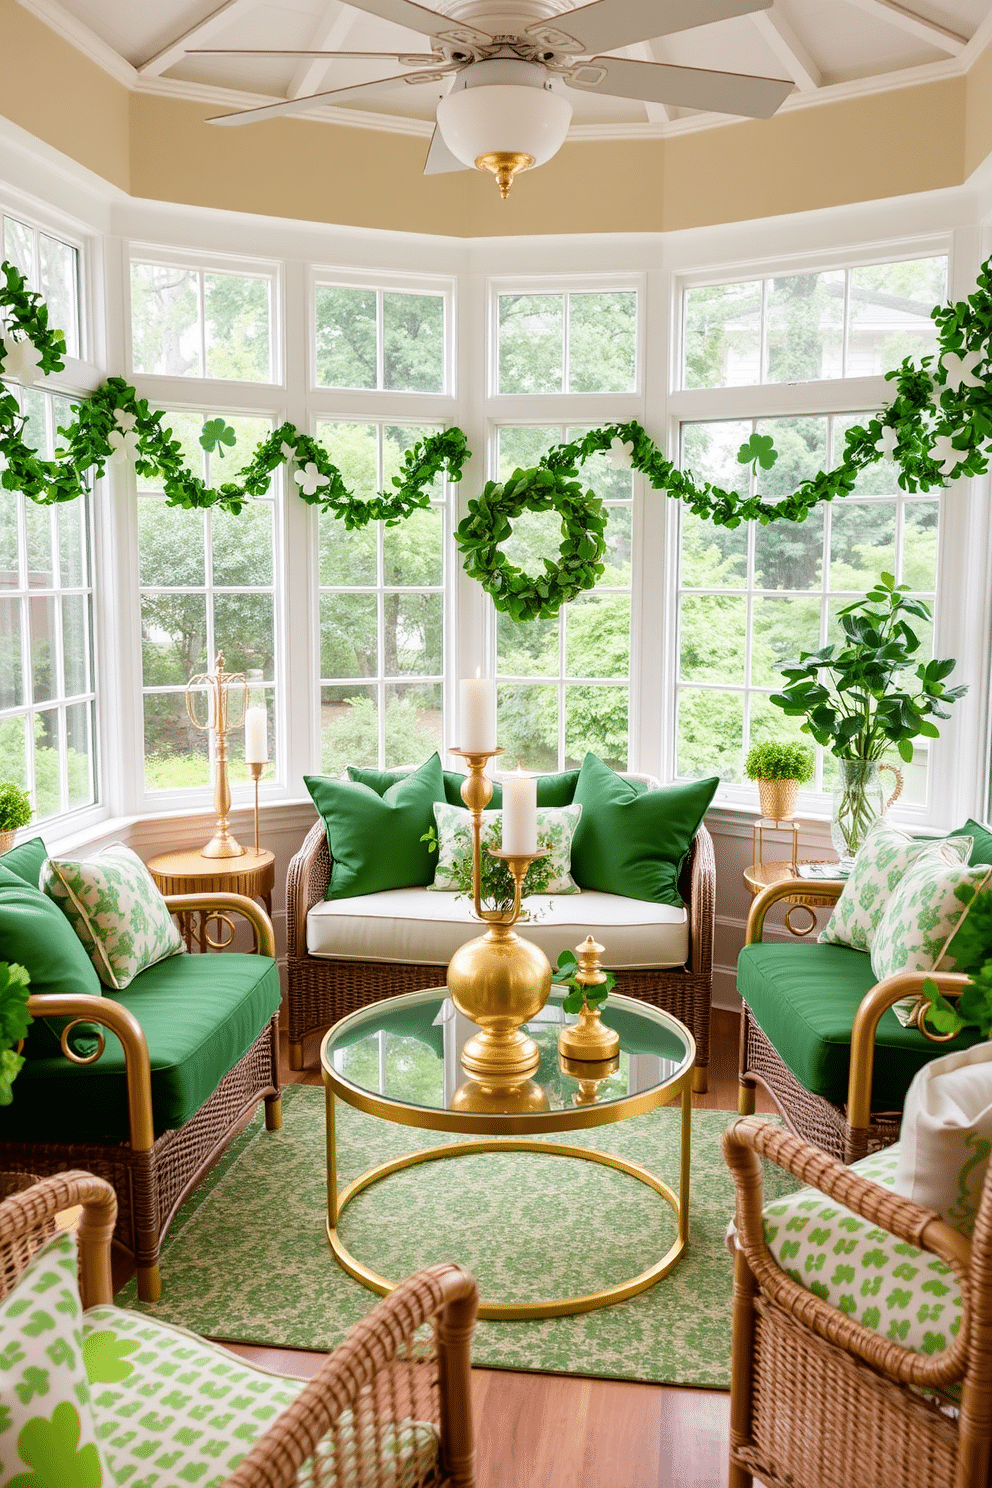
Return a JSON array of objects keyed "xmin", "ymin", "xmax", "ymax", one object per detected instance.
[{"xmin": 769, "ymin": 574, "xmax": 967, "ymax": 862}]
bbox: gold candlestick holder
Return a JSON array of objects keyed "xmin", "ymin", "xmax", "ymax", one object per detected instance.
[
  {"xmin": 446, "ymin": 747, "xmax": 553, "ymax": 1081},
  {"xmin": 185, "ymin": 652, "xmax": 247, "ymax": 859},
  {"xmin": 249, "ymin": 761, "xmax": 264, "ymax": 855}
]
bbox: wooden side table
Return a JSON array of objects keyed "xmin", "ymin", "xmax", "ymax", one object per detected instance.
[{"xmin": 147, "ymin": 848, "xmax": 275, "ymax": 952}]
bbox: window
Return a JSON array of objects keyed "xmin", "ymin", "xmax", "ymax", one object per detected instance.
[
  {"xmin": 316, "ymin": 421, "xmax": 446, "ymax": 773},
  {"xmin": 497, "ymin": 290, "xmax": 637, "ymax": 394},
  {"xmin": 137, "ymin": 413, "xmax": 278, "ymax": 792},
  {"xmin": 683, "ymin": 257, "xmax": 947, "ymax": 388},
  {"xmin": 314, "ymin": 284, "xmax": 446, "ymax": 392},
  {"xmin": 130, "ymin": 260, "xmax": 275, "ymax": 382},
  {"xmin": 494, "ymin": 426, "xmax": 633, "ymax": 771},
  {"xmin": 2, "ymin": 214, "xmax": 80, "ymax": 358},
  {"xmin": 0, "ymin": 387, "xmax": 96, "ymax": 821}
]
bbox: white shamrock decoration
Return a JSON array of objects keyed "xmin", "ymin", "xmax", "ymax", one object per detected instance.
[
  {"xmin": 280, "ymin": 440, "xmax": 297, "ymax": 462},
  {"xmin": 608, "ymin": 436, "xmax": 634, "ymax": 470},
  {"xmin": 932, "ymin": 434, "xmax": 963, "ymax": 476},
  {"xmin": 1, "ymin": 333, "xmax": 44, "ymax": 385},
  {"xmin": 940, "ymin": 349, "xmax": 983, "ymax": 391},
  {"xmin": 113, "ymin": 408, "xmax": 138, "ymax": 433},
  {"xmin": 108, "ymin": 428, "xmax": 140, "ymax": 462},
  {"xmin": 294, "ymin": 461, "xmax": 330, "ymax": 497},
  {"xmin": 874, "ymin": 425, "xmax": 899, "ymax": 460}
]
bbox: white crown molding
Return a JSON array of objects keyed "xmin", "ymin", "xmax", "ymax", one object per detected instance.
[
  {"xmin": 134, "ymin": 73, "xmax": 438, "ymax": 137},
  {"xmin": 14, "ymin": 0, "xmax": 136, "ymax": 85}
]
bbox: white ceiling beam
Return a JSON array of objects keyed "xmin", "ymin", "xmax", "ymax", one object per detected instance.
[
  {"xmin": 842, "ymin": 0, "xmax": 967, "ymax": 56},
  {"xmin": 751, "ymin": 5, "xmax": 821, "ymax": 91},
  {"xmin": 138, "ymin": 0, "xmax": 259, "ymax": 77},
  {"xmin": 288, "ymin": 2, "xmax": 360, "ymax": 100}
]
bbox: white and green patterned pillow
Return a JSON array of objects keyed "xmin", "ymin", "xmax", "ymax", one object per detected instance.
[
  {"xmin": 895, "ymin": 1042, "xmax": 992, "ymax": 1238},
  {"xmin": 0, "ymin": 1229, "xmax": 113, "ymax": 1487},
  {"xmin": 762, "ymin": 1144, "xmax": 962, "ymax": 1358},
  {"xmin": 819, "ymin": 818, "xmax": 973, "ymax": 954},
  {"xmin": 870, "ymin": 848, "xmax": 991, "ymax": 1022},
  {"xmin": 429, "ymin": 802, "xmax": 582, "ymax": 895},
  {"xmin": 42, "ymin": 844, "xmax": 183, "ymax": 991},
  {"xmin": 82, "ymin": 1306, "xmax": 439, "ymax": 1488}
]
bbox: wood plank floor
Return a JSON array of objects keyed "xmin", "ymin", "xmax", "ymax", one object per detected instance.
[{"xmin": 125, "ymin": 1008, "xmax": 775, "ymax": 1488}]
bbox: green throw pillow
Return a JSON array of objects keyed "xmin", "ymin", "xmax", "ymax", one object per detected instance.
[
  {"xmin": 0, "ymin": 1229, "xmax": 113, "ymax": 1488},
  {"xmin": 348, "ymin": 764, "xmax": 581, "ymax": 810},
  {"xmin": 0, "ymin": 835, "xmax": 47, "ymax": 889},
  {"xmin": 570, "ymin": 753, "xmax": 718, "ymax": 907},
  {"xmin": 949, "ymin": 817, "xmax": 992, "ymax": 867},
  {"xmin": 0, "ymin": 863, "xmax": 103, "ymax": 1058},
  {"xmin": 307, "ymin": 753, "xmax": 445, "ymax": 899}
]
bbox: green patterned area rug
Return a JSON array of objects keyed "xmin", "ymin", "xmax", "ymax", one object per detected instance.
[{"xmin": 119, "ymin": 1087, "xmax": 792, "ymax": 1388}]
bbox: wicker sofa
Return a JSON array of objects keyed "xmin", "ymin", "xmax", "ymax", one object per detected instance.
[{"xmin": 286, "ymin": 771, "xmax": 716, "ymax": 1088}]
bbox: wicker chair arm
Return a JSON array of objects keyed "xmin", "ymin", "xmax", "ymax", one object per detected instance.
[
  {"xmin": 286, "ymin": 819, "xmax": 331, "ymax": 961},
  {"xmin": 164, "ymin": 893, "xmax": 276, "ymax": 957},
  {"xmin": 745, "ymin": 876, "xmax": 846, "ymax": 943},
  {"xmin": 0, "ymin": 1169, "xmax": 116, "ymax": 1310},
  {"xmin": 846, "ymin": 970, "xmax": 971, "ymax": 1133},
  {"xmin": 723, "ymin": 1116, "xmax": 972, "ymax": 1389},
  {"xmin": 225, "ymin": 1262, "xmax": 478, "ymax": 1488},
  {"xmin": 689, "ymin": 824, "xmax": 715, "ymax": 976},
  {"xmin": 26, "ymin": 994, "xmax": 155, "ymax": 1159}
]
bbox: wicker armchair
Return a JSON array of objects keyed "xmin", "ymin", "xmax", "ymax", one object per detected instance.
[
  {"xmin": 0, "ymin": 1170, "xmax": 478, "ymax": 1488},
  {"xmin": 738, "ymin": 876, "xmax": 975, "ymax": 1162},
  {"xmin": 286, "ymin": 815, "xmax": 716, "ymax": 1088},
  {"xmin": 723, "ymin": 1117, "xmax": 991, "ymax": 1488},
  {"xmin": 0, "ymin": 893, "xmax": 282, "ymax": 1302}
]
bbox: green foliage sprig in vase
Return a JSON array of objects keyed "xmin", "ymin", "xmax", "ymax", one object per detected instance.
[
  {"xmin": 768, "ymin": 574, "xmax": 967, "ymax": 862},
  {"xmin": 744, "ymin": 741, "xmax": 814, "ymax": 823},
  {"xmin": 0, "ymin": 964, "xmax": 33, "ymax": 1105},
  {"xmin": 922, "ymin": 891, "xmax": 992, "ymax": 1040},
  {"xmin": 0, "ymin": 782, "xmax": 31, "ymax": 853}
]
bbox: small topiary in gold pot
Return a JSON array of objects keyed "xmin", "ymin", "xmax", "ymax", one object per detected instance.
[
  {"xmin": 745, "ymin": 741, "xmax": 814, "ymax": 822},
  {"xmin": 0, "ymin": 783, "xmax": 31, "ymax": 855}
]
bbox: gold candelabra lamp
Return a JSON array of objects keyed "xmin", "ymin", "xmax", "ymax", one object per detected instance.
[
  {"xmin": 445, "ymin": 746, "xmax": 553, "ymax": 1082},
  {"xmin": 185, "ymin": 652, "xmax": 247, "ymax": 859}
]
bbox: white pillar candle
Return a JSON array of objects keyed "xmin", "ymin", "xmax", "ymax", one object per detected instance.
[
  {"xmin": 245, "ymin": 707, "xmax": 268, "ymax": 763},
  {"xmin": 502, "ymin": 770, "xmax": 537, "ymax": 855},
  {"xmin": 459, "ymin": 675, "xmax": 497, "ymax": 753}
]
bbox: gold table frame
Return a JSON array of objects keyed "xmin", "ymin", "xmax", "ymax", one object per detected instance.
[{"xmin": 320, "ymin": 989, "xmax": 694, "ymax": 1321}]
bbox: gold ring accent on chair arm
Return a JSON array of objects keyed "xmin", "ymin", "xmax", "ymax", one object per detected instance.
[
  {"xmin": 745, "ymin": 876, "xmax": 846, "ymax": 944},
  {"xmin": 723, "ymin": 1116, "xmax": 972, "ymax": 1389},
  {"xmin": 164, "ymin": 892, "xmax": 276, "ymax": 957},
  {"xmin": 846, "ymin": 971, "xmax": 971, "ymax": 1134},
  {"xmin": 25, "ymin": 994, "xmax": 154, "ymax": 1155}
]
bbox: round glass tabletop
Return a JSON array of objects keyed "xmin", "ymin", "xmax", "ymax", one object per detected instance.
[{"xmin": 321, "ymin": 986, "xmax": 694, "ymax": 1133}]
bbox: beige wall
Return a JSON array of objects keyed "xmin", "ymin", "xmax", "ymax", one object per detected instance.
[{"xmin": 0, "ymin": 0, "xmax": 985, "ymax": 235}]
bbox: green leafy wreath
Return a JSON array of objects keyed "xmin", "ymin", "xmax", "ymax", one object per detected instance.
[{"xmin": 4, "ymin": 253, "xmax": 992, "ymax": 621}]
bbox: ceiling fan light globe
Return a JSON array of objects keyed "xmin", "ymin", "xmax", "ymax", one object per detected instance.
[{"xmin": 436, "ymin": 83, "xmax": 572, "ymax": 171}]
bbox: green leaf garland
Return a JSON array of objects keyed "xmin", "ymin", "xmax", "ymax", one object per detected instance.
[{"xmin": 4, "ymin": 253, "xmax": 992, "ymax": 620}]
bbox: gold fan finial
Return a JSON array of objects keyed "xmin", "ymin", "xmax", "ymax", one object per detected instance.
[{"xmin": 474, "ymin": 151, "xmax": 535, "ymax": 198}]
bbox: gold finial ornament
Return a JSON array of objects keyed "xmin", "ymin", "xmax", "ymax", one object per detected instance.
[
  {"xmin": 474, "ymin": 151, "xmax": 535, "ymax": 198},
  {"xmin": 558, "ymin": 935, "xmax": 621, "ymax": 1062}
]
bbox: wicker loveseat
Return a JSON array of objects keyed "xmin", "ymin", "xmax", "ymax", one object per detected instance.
[
  {"xmin": 0, "ymin": 840, "xmax": 282, "ymax": 1302},
  {"xmin": 287, "ymin": 771, "xmax": 716, "ymax": 1087}
]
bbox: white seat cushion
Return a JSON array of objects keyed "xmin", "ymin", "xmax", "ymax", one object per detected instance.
[{"xmin": 306, "ymin": 887, "xmax": 688, "ymax": 969}]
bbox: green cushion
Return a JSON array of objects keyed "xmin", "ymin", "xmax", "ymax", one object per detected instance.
[
  {"xmin": 307, "ymin": 753, "xmax": 445, "ymax": 900},
  {"xmin": 950, "ymin": 817, "xmax": 992, "ymax": 867},
  {"xmin": 0, "ymin": 836, "xmax": 47, "ymax": 888},
  {"xmin": 569, "ymin": 753, "xmax": 718, "ymax": 907},
  {"xmin": 0, "ymin": 863, "xmax": 104, "ymax": 1058},
  {"xmin": 349, "ymin": 764, "xmax": 580, "ymax": 810},
  {"xmin": 0, "ymin": 952, "xmax": 281, "ymax": 1142},
  {"xmin": 737, "ymin": 940, "xmax": 985, "ymax": 1108}
]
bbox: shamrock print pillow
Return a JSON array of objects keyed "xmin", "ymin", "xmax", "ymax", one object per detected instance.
[{"xmin": 0, "ymin": 1229, "xmax": 112, "ymax": 1487}]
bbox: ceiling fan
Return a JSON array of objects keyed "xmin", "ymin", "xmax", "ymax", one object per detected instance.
[{"xmin": 194, "ymin": 0, "xmax": 794, "ymax": 197}]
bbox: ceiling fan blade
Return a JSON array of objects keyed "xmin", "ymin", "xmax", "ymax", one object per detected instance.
[
  {"xmin": 527, "ymin": 0, "xmax": 772, "ymax": 55},
  {"xmin": 207, "ymin": 71, "xmax": 450, "ymax": 126},
  {"xmin": 424, "ymin": 126, "xmax": 471, "ymax": 174},
  {"xmin": 190, "ymin": 50, "xmax": 444, "ymax": 62},
  {"xmin": 566, "ymin": 55, "xmax": 792, "ymax": 117},
  {"xmin": 335, "ymin": 0, "xmax": 491, "ymax": 45}
]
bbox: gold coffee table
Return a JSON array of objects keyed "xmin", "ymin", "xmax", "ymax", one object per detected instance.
[{"xmin": 320, "ymin": 987, "xmax": 694, "ymax": 1321}]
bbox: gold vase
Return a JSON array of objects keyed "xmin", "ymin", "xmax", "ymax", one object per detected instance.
[
  {"xmin": 557, "ymin": 936, "xmax": 620, "ymax": 1061},
  {"xmin": 450, "ymin": 1072, "xmax": 550, "ymax": 1113},
  {"xmin": 757, "ymin": 777, "xmax": 799, "ymax": 822}
]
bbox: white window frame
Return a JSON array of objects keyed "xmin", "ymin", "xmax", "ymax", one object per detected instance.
[{"xmin": 309, "ymin": 264, "xmax": 456, "ymax": 402}]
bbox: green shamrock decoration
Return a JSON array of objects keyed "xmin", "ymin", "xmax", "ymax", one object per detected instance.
[
  {"xmin": 198, "ymin": 419, "xmax": 237, "ymax": 458},
  {"xmin": 82, "ymin": 1332, "xmax": 138, "ymax": 1385},
  {"xmin": 8, "ymin": 1402, "xmax": 104, "ymax": 1487},
  {"xmin": 737, "ymin": 432, "xmax": 779, "ymax": 474}
]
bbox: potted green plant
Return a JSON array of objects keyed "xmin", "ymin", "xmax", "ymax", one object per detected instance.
[
  {"xmin": 744, "ymin": 741, "xmax": 814, "ymax": 822},
  {"xmin": 0, "ymin": 783, "xmax": 31, "ymax": 855},
  {"xmin": 769, "ymin": 574, "xmax": 967, "ymax": 865}
]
